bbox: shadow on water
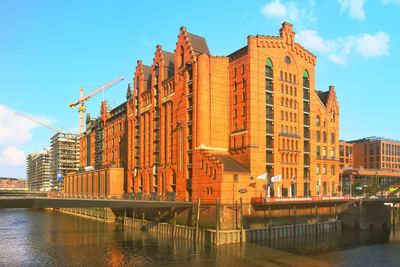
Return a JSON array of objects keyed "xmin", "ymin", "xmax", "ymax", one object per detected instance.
[{"xmin": 252, "ymin": 228, "xmax": 392, "ymax": 256}]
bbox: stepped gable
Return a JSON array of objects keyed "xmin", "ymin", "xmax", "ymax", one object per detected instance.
[
  {"xmin": 214, "ymin": 155, "xmax": 249, "ymax": 173},
  {"xmin": 187, "ymin": 32, "xmax": 210, "ymax": 56},
  {"xmin": 316, "ymin": 86, "xmax": 339, "ymax": 111}
]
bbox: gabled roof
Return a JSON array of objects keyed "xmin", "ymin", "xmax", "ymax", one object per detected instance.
[
  {"xmin": 162, "ymin": 51, "xmax": 175, "ymax": 79},
  {"xmin": 316, "ymin": 91, "xmax": 330, "ymax": 106},
  {"xmin": 142, "ymin": 65, "xmax": 152, "ymax": 92},
  {"xmin": 214, "ymin": 155, "xmax": 250, "ymax": 173},
  {"xmin": 187, "ymin": 32, "xmax": 210, "ymax": 55}
]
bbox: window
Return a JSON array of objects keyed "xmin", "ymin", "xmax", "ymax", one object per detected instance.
[
  {"xmin": 234, "ymin": 109, "xmax": 237, "ymax": 118},
  {"xmin": 234, "ymin": 95, "xmax": 237, "ymax": 105},
  {"xmin": 331, "ymin": 147, "xmax": 334, "ymax": 158},
  {"xmin": 317, "ymin": 146, "xmax": 321, "ymax": 157},
  {"xmin": 242, "ymin": 92, "xmax": 246, "ymax": 102},
  {"xmin": 317, "ymin": 131, "xmax": 321, "ymax": 142},
  {"xmin": 234, "ymin": 82, "xmax": 237, "ymax": 92},
  {"xmin": 316, "ymin": 115, "xmax": 320, "ymax": 126},
  {"xmin": 281, "ymin": 111, "xmax": 284, "ymax": 120},
  {"xmin": 316, "ymin": 164, "xmax": 320, "ymax": 175},
  {"xmin": 323, "ymin": 164, "xmax": 327, "ymax": 175},
  {"xmin": 323, "ymin": 132, "xmax": 327, "ymax": 143},
  {"xmin": 331, "ymin": 133, "xmax": 335, "ymax": 144},
  {"xmin": 242, "ymin": 106, "xmax": 246, "ymax": 117},
  {"xmin": 180, "ymin": 46, "xmax": 184, "ymax": 67},
  {"xmin": 241, "ymin": 64, "xmax": 245, "ymax": 74},
  {"xmin": 234, "ymin": 68, "xmax": 237, "ymax": 77},
  {"xmin": 323, "ymin": 146, "xmax": 327, "ymax": 157}
]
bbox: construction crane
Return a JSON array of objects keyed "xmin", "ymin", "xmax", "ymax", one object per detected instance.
[
  {"xmin": 14, "ymin": 111, "xmax": 64, "ymax": 134},
  {"xmin": 69, "ymin": 75, "xmax": 124, "ymax": 136}
]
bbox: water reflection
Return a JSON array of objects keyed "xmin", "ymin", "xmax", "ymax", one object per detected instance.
[{"xmin": 0, "ymin": 209, "xmax": 399, "ymax": 266}]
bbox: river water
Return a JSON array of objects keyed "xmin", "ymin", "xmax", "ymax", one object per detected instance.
[{"xmin": 0, "ymin": 209, "xmax": 399, "ymax": 266}]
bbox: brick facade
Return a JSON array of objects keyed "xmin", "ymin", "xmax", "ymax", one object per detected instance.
[{"xmin": 76, "ymin": 22, "xmax": 341, "ymax": 204}]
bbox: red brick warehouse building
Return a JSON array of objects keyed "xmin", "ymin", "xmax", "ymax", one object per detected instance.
[{"xmin": 71, "ymin": 22, "xmax": 341, "ymax": 204}]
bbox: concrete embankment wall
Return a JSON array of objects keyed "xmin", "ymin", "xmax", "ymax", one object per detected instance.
[
  {"xmin": 123, "ymin": 217, "xmax": 341, "ymax": 245},
  {"xmin": 56, "ymin": 208, "xmax": 116, "ymax": 223}
]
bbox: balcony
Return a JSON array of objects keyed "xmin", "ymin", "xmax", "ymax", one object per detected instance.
[
  {"xmin": 303, "ymin": 102, "xmax": 310, "ymax": 113},
  {"xmin": 266, "ymin": 106, "xmax": 273, "ymax": 120},
  {"xmin": 266, "ymin": 93, "xmax": 273, "ymax": 105},
  {"xmin": 303, "ymin": 90, "xmax": 310, "ymax": 101},
  {"xmin": 303, "ymin": 78, "xmax": 310, "ymax": 89},
  {"xmin": 304, "ymin": 128, "xmax": 310, "ymax": 139},
  {"xmin": 304, "ymin": 114, "xmax": 310, "ymax": 126},
  {"xmin": 265, "ymin": 79, "xmax": 273, "ymax": 92}
]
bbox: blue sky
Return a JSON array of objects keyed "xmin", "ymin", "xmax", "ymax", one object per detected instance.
[{"xmin": 1, "ymin": 0, "xmax": 399, "ymax": 178}]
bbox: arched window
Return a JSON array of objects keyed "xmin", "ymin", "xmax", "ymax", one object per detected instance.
[
  {"xmin": 303, "ymin": 70, "xmax": 310, "ymax": 88},
  {"xmin": 180, "ymin": 46, "xmax": 184, "ymax": 67},
  {"xmin": 265, "ymin": 58, "xmax": 273, "ymax": 78}
]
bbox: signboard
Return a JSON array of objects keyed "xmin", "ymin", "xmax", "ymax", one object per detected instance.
[
  {"xmin": 57, "ymin": 173, "xmax": 62, "ymax": 181},
  {"xmin": 239, "ymin": 188, "xmax": 247, "ymax": 194}
]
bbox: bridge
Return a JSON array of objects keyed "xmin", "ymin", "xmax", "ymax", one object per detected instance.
[{"xmin": 0, "ymin": 197, "xmax": 192, "ymax": 209}]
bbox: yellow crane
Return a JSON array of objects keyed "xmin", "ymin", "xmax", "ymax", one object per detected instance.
[{"xmin": 69, "ymin": 75, "xmax": 124, "ymax": 135}]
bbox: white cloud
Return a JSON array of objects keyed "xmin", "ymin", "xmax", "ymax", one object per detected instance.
[
  {"xmin": 356, "ymin": 32, "xmax": 390, "ymax": 56},
  {"xmin": 0, "ymin": 105, "xmax": 38, "ymax": 144},
  {"xmin": 0, "ymin": 146, "xmax": 25, "ymax": 166},
  {"xmin": 260, "ymin": 0, "xmax": 316, "ymax": 28},
  {"xmin": 382, "ymin": 0, "xmax": 400, "ymax": 6},
  {"xmin": 338, "ymin": 0, "xmax": 366, "ymax": 20},
  {"xmin": 296, "ymin": 30, "xmax": 390, "ymax": 64},
  {"xmin": 0, "ymin": 104, "xmax": 53, "ymax": 168},
  {"xmin": 261, "ymin": 0, "xmax": 287, "ymax": 17}
]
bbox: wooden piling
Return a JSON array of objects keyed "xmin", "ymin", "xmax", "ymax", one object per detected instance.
[
  {"xmin": 216, "ymin": 198, "xmax": 220, "ymax": 245},
  {"xmin": 196, "ymin": 198, "xmax": 200, "ymax": 240}
]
